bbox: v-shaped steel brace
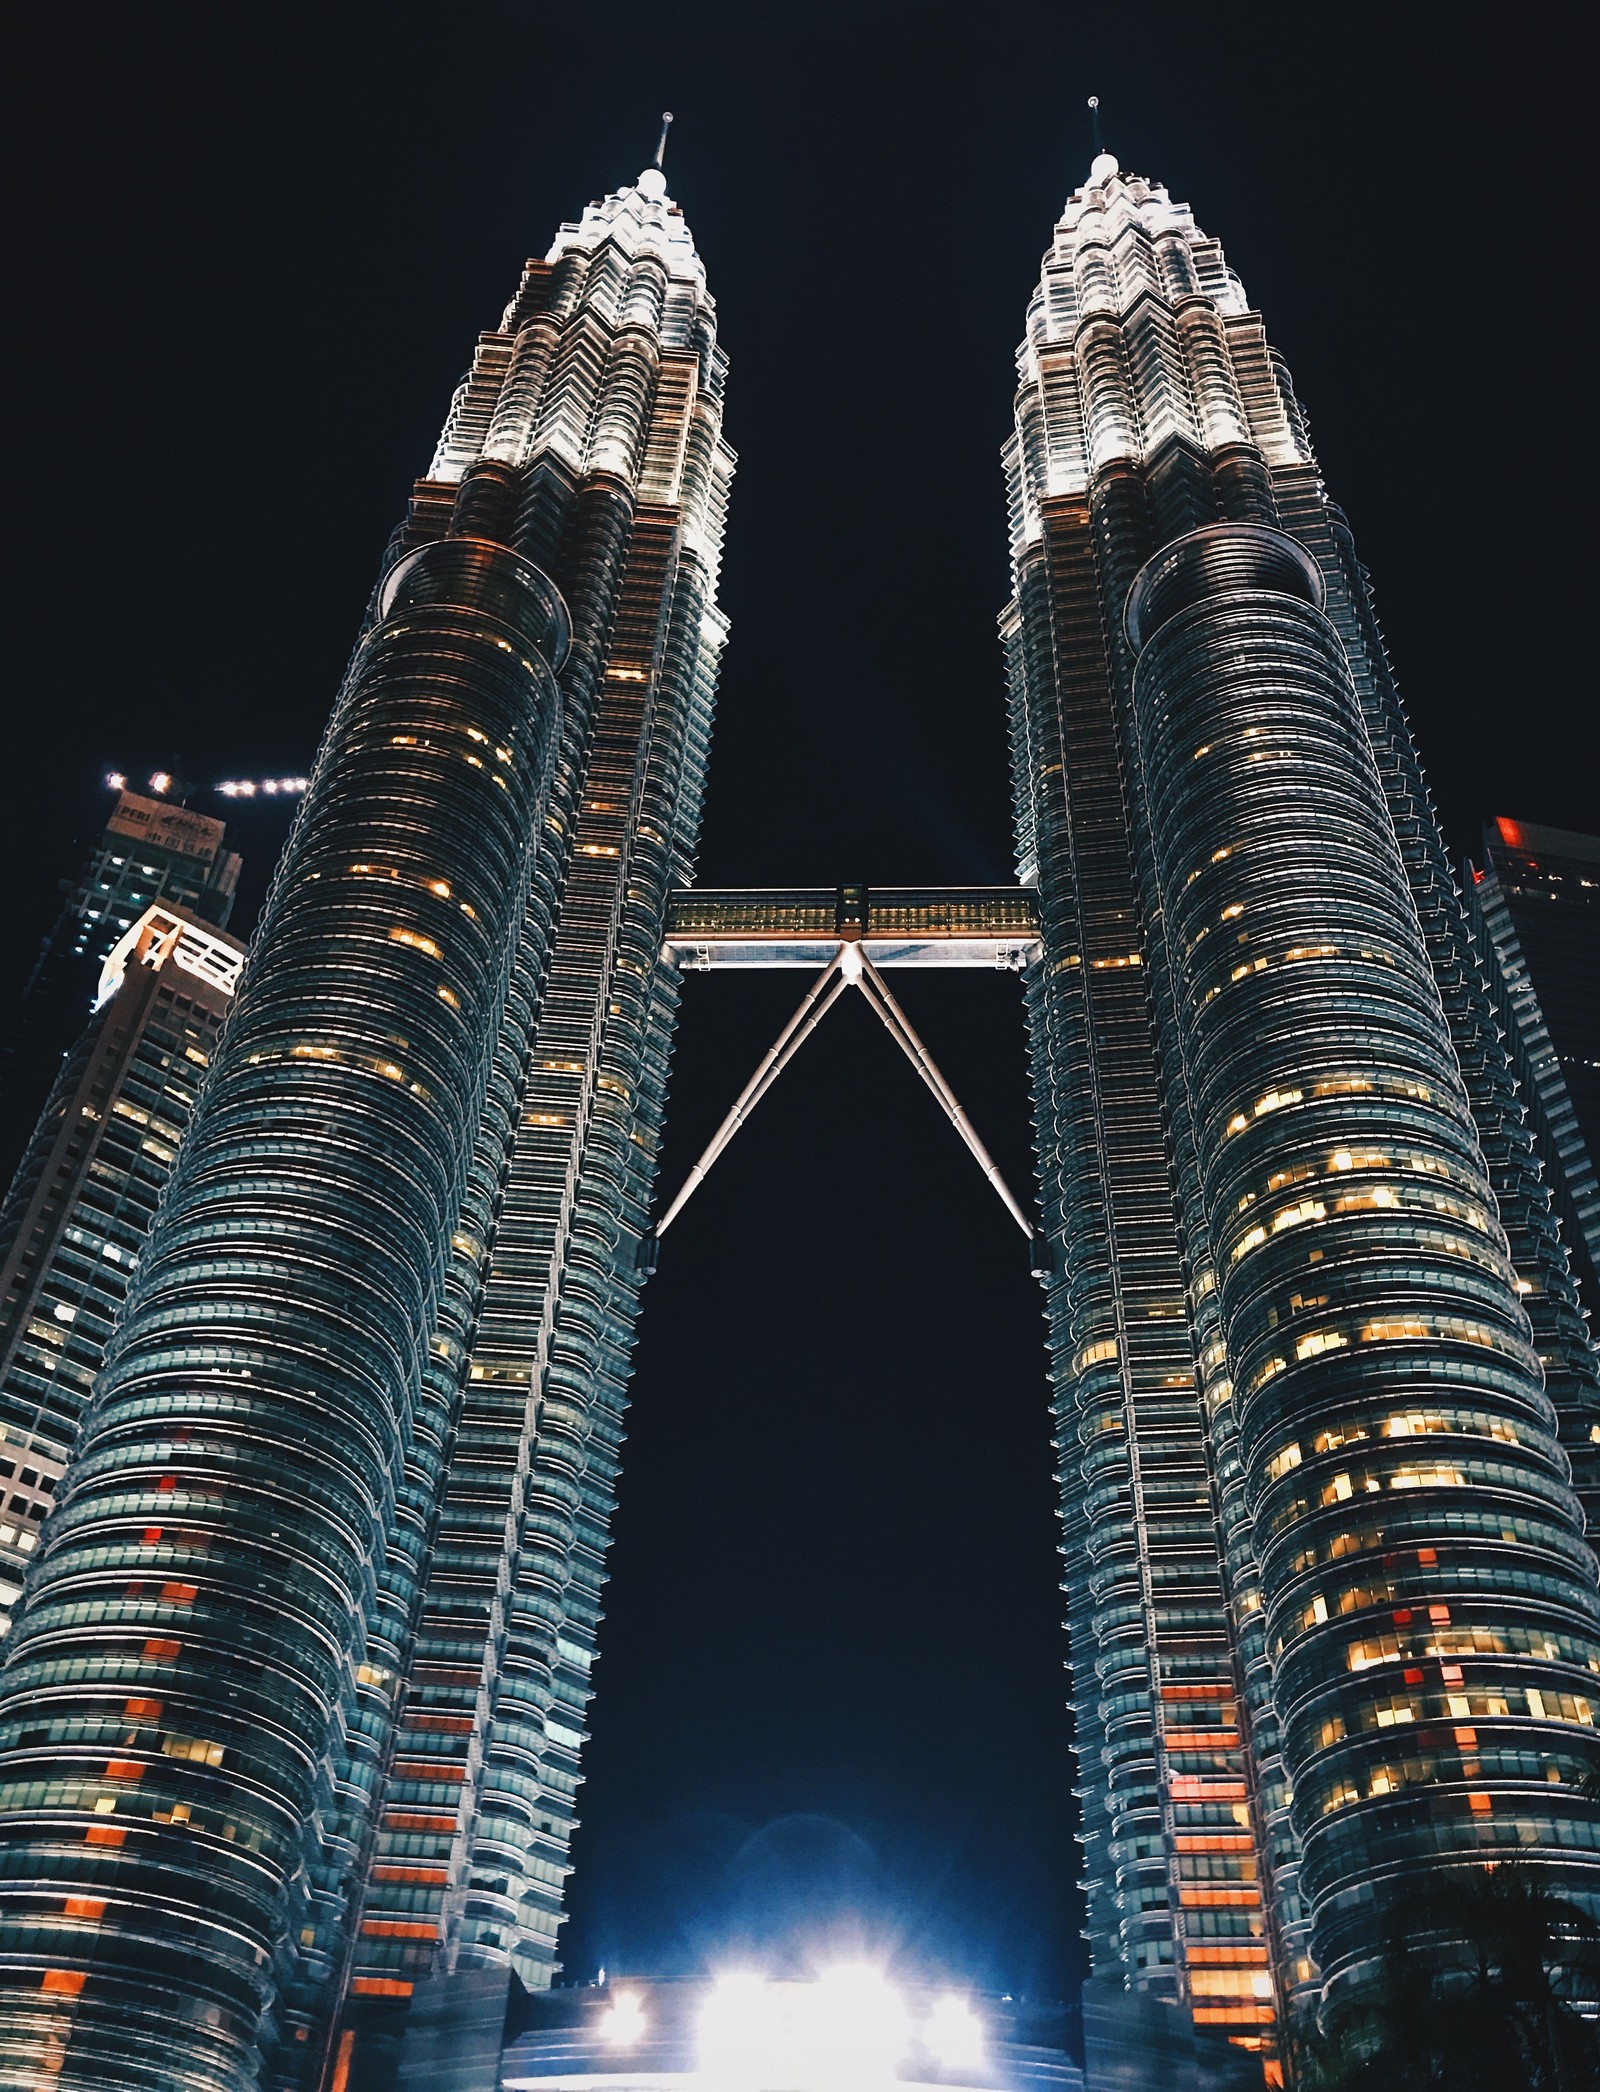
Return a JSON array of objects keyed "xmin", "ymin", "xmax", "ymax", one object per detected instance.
[{"xmin": 647, "ymin": 944, "xmax": 1041, "ymax": 1263}]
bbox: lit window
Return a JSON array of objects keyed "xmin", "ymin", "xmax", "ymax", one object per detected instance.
[
  {"xmin": 162, "ymin": 1734, "xmax": 225, "ymax": 1766},
  {"xmin": 1295, "ymin": 1329, "xmax": 1347, "ymax": 1362}
]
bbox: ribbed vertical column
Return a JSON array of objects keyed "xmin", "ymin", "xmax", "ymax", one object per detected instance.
[
  {"xmin": 1010, "ymin": 485, "xmax": 1268, "ymax": 2013},
  {"xmin": 1174, "ymin": 301, "xmax": 1251, "ymax": 455},
  {"xmin": 481, "ymin": 312, "xmax": 559, "ymax": 465},
  {"xmin": 1078, "ymin": 320, "xmax": 1137, "ymax": 473},
  {"xmin": 0, "ymin": 538, "xmax": 567, "ymax": 2092},
  {"xmin": 1270, "ymin": 465, "xmax": 1600, "ymax": 1536},
  {"xmin": 1124, "ymin": 523, "xmax": 1600, "ymax": 2003}
]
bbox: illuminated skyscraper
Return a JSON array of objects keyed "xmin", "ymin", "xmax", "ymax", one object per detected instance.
[
  {"xmin": 330, "ymin": 148, "xmax": 732, "ymax": 2073},
  {"xmin": 0, "ymin": 906, "xmax": 245, "ymax": 1638},
  {"xmin": 5, "ymin": 787, "xmax": 239, "ymax": 1088},
  {"xmin": 45, "ymin": 789, "xmax": 242, "ymax": 976},
  {"xmin": 1466, "ymin": 818, "xmax": 1600, "ymax": 1325},
  {"xmin": 0, "ymin": 145, "xmax": 730, "ymax": 2092},
  {"xmin": 1003, "ymin": 146, "xmax": 1600, "ymax": 2063}
]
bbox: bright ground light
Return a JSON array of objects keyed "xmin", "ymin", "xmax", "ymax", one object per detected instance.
[
  {"xmin": 925, "ymin": 1992, "xmax": 985, "ymax": 2070},
  {"xmin": 598, "ymin": 1989, "xmax": 648, "ymax": 2048},
  {"xmin": 696, "ymin": 1966, "xmax": 975, "ymax": 2089}
]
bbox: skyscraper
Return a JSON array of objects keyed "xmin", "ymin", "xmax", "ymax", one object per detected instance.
[
  {"xmin": 1003, "ymin": 145, "xmax": 1600, "ymax": 2065},
  {"xmin": 3, "ymin": 789, "xmax": 242, "ymax": 1158},
  {"xmin": 0, "ymin": 905, "xmax": 245, "ymax": 1640},
  {"xmin": 328, "ymin": 148, "xmax": 732, "ymax": 2076},
  {"xmin": 1466, "ymin": 818, "xmax": 1600, "ymax": 1324},
  {"xmin": 49, "ymin": 788, "xmax": 242, "ymax": 974},
  {"xmin": 0, "ymin": 146, "xmax": 730, "ymax": 2092}
]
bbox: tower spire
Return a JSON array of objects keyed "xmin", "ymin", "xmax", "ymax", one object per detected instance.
[
  {"xmin": 654, "ymin": 109, "xmax": 674, "ymax": 171},
  {"xmin": 1086, "ymin": 94, "xmax": 1118, "ymax": 184}
]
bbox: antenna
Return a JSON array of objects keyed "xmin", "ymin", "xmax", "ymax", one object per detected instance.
[
  {"xmin": 654, "ymin": 110, "xmax": 674, "ymax": 171},
  {"xmin": 1088, "ymin": 95, "xmax": 1104, "ymax": 156}
]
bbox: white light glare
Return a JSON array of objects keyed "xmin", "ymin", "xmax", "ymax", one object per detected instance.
[
  {"xmin": 926, "ymin": 1993, "xmax": 985, "ymax": 2070},
  {"xmin": 698, "ymin": 1966, "xmax": 910, "ymax": 2091},
  {"xmin": 815, "ymin": 1965, "xmax": 911, "ymax": 2088},
  {"xmin": 698, "ymin": 1972, "xmax": 771, "ymax": 2084},
  {"xmin": 148, "ymin": 771, "xmax": 173, "ymax": 795},
  {"xmin": 598, "ymin": 1990, "xmax": 647, "ymax": 2050},
  {"xmin": 105, "ymin": 772, "xmax": 127, "ymax": 792}
]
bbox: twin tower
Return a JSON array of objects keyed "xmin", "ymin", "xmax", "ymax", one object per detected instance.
[{"xmin": 3, "ymin": 142, "xmax": 1599, "ymax": 2092}]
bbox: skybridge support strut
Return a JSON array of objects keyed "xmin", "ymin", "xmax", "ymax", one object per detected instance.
[
  {"xmin": 853, "ymin": 952, "xmax": 1034, "ymax": 1238},
  {"xmin": 652, "ymin": 950, "xmax": 851, "ymax": 1240},
  {"xmin": 643, "ymin": 942, "xmax": 1040, "ymax": 1268}
]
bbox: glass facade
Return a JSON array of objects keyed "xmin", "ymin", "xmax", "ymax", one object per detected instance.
[
  {"xmin": 1002, "ymin": 153, "xmax": 1600, "ymax": 2066},
  {"xmin": 331, "ymin": 163, "xmax": 733, "ymax": 2085},
  {"xmin": 0, "ymin": 538, "xmax": 570, "ymax": 2090}
]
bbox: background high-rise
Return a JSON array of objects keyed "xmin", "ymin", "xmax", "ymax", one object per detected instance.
[
  {"xmin": 1, "ymin": 788, "xmax": 241, "ymax": 1169},
  {"xmin": 0, "ymin": 905, "xmax": 245, "ymax": 1637},
  {"xmin": 1466, "ymin": 818, "xmax": 1600, "ymax": 1326}
]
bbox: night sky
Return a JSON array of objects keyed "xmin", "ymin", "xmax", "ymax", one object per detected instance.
[{"xmin": 6, "ymin": 0, "xmax": 1592, "ymax": 2006}]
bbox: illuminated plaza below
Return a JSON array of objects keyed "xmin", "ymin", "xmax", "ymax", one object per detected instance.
[
  {"xmin": 394, "ymin": 1964, "xmax": 1261, "ymax": 2092},
  {"xmin": 495, "ymin": 1972, "xmax": 1073, "ymax": 2090}
]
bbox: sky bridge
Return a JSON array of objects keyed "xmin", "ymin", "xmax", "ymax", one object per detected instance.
[{"xmin": 661, "ymin": 884, "xmax": 1041, "ymax": 971}]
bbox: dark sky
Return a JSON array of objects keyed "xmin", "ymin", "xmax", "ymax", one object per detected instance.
[{"xmin": 6, "ymin": 0, "xmax": 1592, "ymax": 2004}]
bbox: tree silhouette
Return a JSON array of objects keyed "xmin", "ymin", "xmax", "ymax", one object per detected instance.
[{"xmin": 1291, "ymin": 1863, "xmax": 1600, "ymax": 2090}]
